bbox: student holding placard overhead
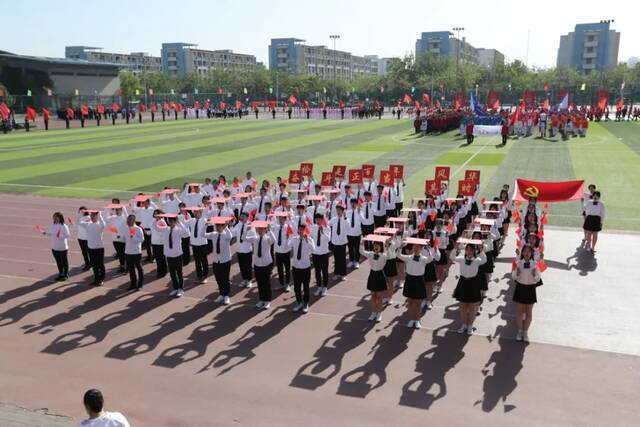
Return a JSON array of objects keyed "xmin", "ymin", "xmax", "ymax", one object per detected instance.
[
  {"xmin": 206, "ymin": 216, "xmax": 234, "ymax": 305},
  {"xmin": 398, "ymin": 238, "xmax": 433, "ymax": 329}
]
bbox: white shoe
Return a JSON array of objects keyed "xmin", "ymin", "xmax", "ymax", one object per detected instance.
[
  {"xmin": 214, "ymin": 295, "xmax": 224, "ymax": 303},
  {"xmin": 176, "ymin": 289, "xmax": 184, "ymax": 297},
  {"xmin": 201, "ymin": 278, "xmax": 208, "ymax": 284},
  {"xmin": 414, "ymin": 321, "xmax": 422, "ymax": 329},
  {"xmin": 397, "ymin": 280, "xmax": 405, "ymax": 289},
  {"xmin": 466, "ymin": 326, "xmax": 473, "ymax": 335},
  {"xmin": 314, "ymin": 287, "xmax": 322, "ymax": 296},
  {"xmin": 457, "ymin": 324, "xmax": 467, "ymax": 334},
  {"xmin": 368, "ymin": 313, "xmax": 377, "ymax": 321},
  {"xmin": 426, "ymin": 301, "xmax": 433, "ymax": 310},
  {"xmin": 421, "ymin": 300, "xmax": 427, "ymax": 310},
  {"xmin": 354, "ymin": 262, "xmax": 360, "ymax": 269},
  {"xmin": 284, "ymin": 285, "xmax": 291, "ymax": 292},
  {"xmin": 347, "ymin": 261, "xmax": 353, "ymax": 268},
  {"xmin": 302, "ymin": 304, "xmax": 309, "ymax": 313},
  {"xmin": 516, "ymin": 330, "xmax": 523, "ymax": 342},
  {"xmin": 262, "ymin": 302, "xmax": 271, "ymax": 310},
  {"xmin": 407, "ymin": 320, "xmax": 415, "ymax": 328},
  {"xmin": 169, "ymin": 289, "xmax": 178, "ymax": 297},
  {"xmin": 256, "ymin": 301, "xmax": 264, "ymax": 309},
  {"xmin": 293, "ymin": 303, "xmax": 303, "ymax": 312},
  {"xmin": 223, "ymin": 296, "xmax": 230, "ymax": 305},
  {"xmin": 245, "ymin": 280, "xmax": 253, "ymax": 288},
  {"xmin": 375, "ymin": 313, "xmax": 382, "ymax": 323},
  {"xmin": 340, "ymin": 275, "xmax": 347, "ymax": 281},
  {"xmin": 382, "ymin": 297, "xmax": 389, "ymax": 304},
  {"xmin": 321, "ymin": 287, "xmax": 328, "ymax": 296},
  {"xmin": 522, "ymin": 331, "xmax": 529, "ymax": 343}
]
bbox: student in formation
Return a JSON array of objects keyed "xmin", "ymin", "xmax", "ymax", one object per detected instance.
[
  {"xmin": 41, "ymin": 212, "xmax": 70, "ymax": 281},
  {"xmin": 122, "ymin": 214, "xmax": 144, "ymax": 291},
  {"xmin": 383, "ymin": 230, "xmax": 401, "ymax": 303},
  {"xmin": 288, "ymin": 223, "xmax": 315, "ymax": 313},
  {"xmin": 75, "ymin": 207, "xmax": 92, "ymax": 270},
  {"xmin": 451, "ymin": 242, "xmax": 487, "ymax": 334},
  {"xmin": 159, "ymin": 214, "xmax": 189, "ymax": 297},
  {"xmin": 421, "ymin": 231, "xmax": 441, "ymax": 310},
  {"xmin": 272, "ymin": 212, "xmax": 293, "ymax": 291},
  {"xmin": 247, "ymin": 222, "xmax": 276, "ymax": 309},
  {"xmin": 177, "ymin": 204, "xmax": 192, "ymax": 266},
  {"xmin": 582, "ymin": 190, "xmax": 604, "ymax": 252},
  {"xmin": 184, "ymin": 207, "xmax": 209, "ymax": 284},
  {"xmin": 104, "ymin": 204, "xmax": 127, "ymax": 273},
  {"xmin": 511, "ymin": 244, "xmax": 541, "ymax": 342},
  {"xmin": 233, "ymin": 212, "xmax": 254, "ymax": 288},
  {"xmin": 360, "ymin": 192, "xmax": 375, "ymax": 244},
  {"xmin": 361, "ymin": 238, "xmax": 388, "ymax": 322},
  {"xmin": 311, "ymin": 213, "xmax": 331, "ymax": 296},
  {"xmin": 329, "ymin": 204, "xmax": 349, "ymax": 281},
  {"xmin": 79, "ymin": 210, "xmax": 106, "ymax": 286},
  {"xmin": 150, "ymin": 210, "xmax": 168, "ymax": 278},
  {"xmin": 372, "ymin": 185, "xmax": 388, "ymax": 228},
  {"xmin": 346, "ymin": 198, "xmax": 363, "ymax": 269},
  {"xmin": 206, "ymin": 217, "xmax": 233, "ymax": 305},
  {"xmin": 398, "ymin": 240, "xmax": 432, "ymax": 329},
  {"xmin": 132, "ymin": 196, "xmax": 157, "ymax": 262}
]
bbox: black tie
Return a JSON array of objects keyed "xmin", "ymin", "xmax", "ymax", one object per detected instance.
[
  {"xmin": 169, "ymin": 228, "xmax": 173, "ymax": 249},
  {"xmin": 216, "ymin": 234, "xmax": 221, "ymax": 254},
  {"xmin": 329, "ymin": 202, "xmax": 333, "ymax": 219},
  {"xmin": 257, "ymin": 236, "xmax": 263, "ymax": 257},
  {"xmin": 313, "ymin": 206, "xmax": 317, "ymax": 218},
  {"xmin": 278, "ymin": 226, "xmax": 282, "ymax": 246},
  {"xmin": 297, "ymin": 238, "xmax": 303, "ymax": 260},
  {"xmin": 337, "ymin": 217, "xmax": 341, "ymax": 235},
  {"xmin": 298, "ymin": 216, "xmax": 302, "ymax": 229},
  {"xmin": 240, "ymin": 223, "xmax": 244, "ymax": 243},
  {"xmin": 377, "ymin": 196, "xmax": 381, "ymax": 210},
  {"xmin": 317, "ymin": 228, "xmax": 321, "ymax": 246},
  {"xmin": 217, "ymin": 210, "xmax": 221, "ymax": 217},
  {"xmin": 194, "ymin": 219, "xmax": 199, "ymax": 238},
  {"xmin": 396, "ymin": 184, "xmax": 400, "ymax": 196},
  {"xmin": 365, "ymin": 203, "xmax": 369, "ymax": 218},
  {"xmin": 351, "ymin": 210, "xmax": 355, "ymax": 226},
  {"xmin": 413, "ymin": 255, "xmax": 420, "ymax": 262},
  {"xmin": 259, "ymin": 197, "xmax": 263, "ymax": 212}
]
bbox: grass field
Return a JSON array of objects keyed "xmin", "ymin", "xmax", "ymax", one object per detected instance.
[{"xmin": 0, "ymin": 118, "xmax": 639, "ymax": 231}]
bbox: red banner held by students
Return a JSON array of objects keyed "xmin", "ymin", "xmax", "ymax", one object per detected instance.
[
  {"xmin": 320, "ymin": 172, "xmax": 334, "ymax": 187},
  {"xmin": 332, "ymin": 165, "xmax": 346, "ymax": 179},
  {"xmin": 458, "ymin": 180, "xmax": 475, "ymax": 196},
  {"xmin": 513, "ymin": 178, "xmax": 585, "ymax": 202},
  {"xmin": 361, "ymin": 164, "xmax": 375, "ymax": 179},
  {"xmin": 464, "ymin": 169, "xmax": 480, "ymax": 183},
  {"xmin": 348, "ymin": 169, "xmax": 363, "ymax": 184},
  {"xmin": 389, "ymin": 164, "xmax": 404, "ymax": 179},
  {"xmin": 300, "ymin": 162, "xmax": 313, "ymax": 177},
  {"xmin": 288, "ymin": 169, "xmax": 302, "ymax": 184},
  {"xmin": 434, "ymin": 166, "xmax": 450, "ymax": 181}
]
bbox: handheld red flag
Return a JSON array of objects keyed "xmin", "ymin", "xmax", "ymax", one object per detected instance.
[
  {"xmin": 536, "ymin": 259, "xmax": 548, "ymax": 272},
  {"xmin": 511, "ymin": 259, "xmax": 517, "ymax": 270},
  {"xmin": 35, "ymin": 224, "xmax": 42, "ymax": 233},
  {"xmin": 129, "ymin": 227, "xmax": 136, "ymax": 237},
  {"xmin": 286, "ymin": 224, "xmax": 294, "ymax": 236},
  {"xmin": 109, "ymin": 226, "xmax": 118, "ymax": 234}
]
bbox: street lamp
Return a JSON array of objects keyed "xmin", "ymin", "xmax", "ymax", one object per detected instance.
[
  {"xmin": 452, "ymin": 27, "xmax": 465, "ymax": 86},
  {"xmin": 330, "ymin": 34, "xmax": 340, "ymax": 103}
]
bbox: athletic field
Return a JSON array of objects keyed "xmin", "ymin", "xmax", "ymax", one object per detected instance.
[{"xmin": 1, "ymin": 118, "xmax": 639, "ymax": 231}]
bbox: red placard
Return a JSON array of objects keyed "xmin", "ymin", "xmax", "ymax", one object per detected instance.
[
  {"xmin": 332, "ymin": 165, "xmax": 346, "ymax": 178},
  {"xmin": 379, "ymin": 170, "xmax": 393, "ymax": 186},
  {"xmin": 389, "ymin": 164, "xmax": 404, "ymax": 179},
  {"xmin": 435, "ymin": 166, "xmax": 450, "ymax": 181},
  {"xmin": 464, "ymin": 169, "xmax": 480, "ymax": 183},
  {"xmin": 348, "ymin": 169, "xmax": 363, "ymax": 184},
  {"xmin": 458, "ymin": 180, "xmax": 475, "ymax": 196},
  {"xmin": 320, "ymin": 172, "xmax": 335, "ymax": 187},
  {"xmin": 425, "ymin": 179, "xmax": 439, "ymax": 195},
  {"xmin": 362, "ymin": 164, "xmax": 375, "ymax": 179},
  {"xmin": 300, "ymin": 162, "xmax": 314, "ymax": 177},
  {"xmin": 289, "ymin": 169, "xmax": 302, "ymax": 184}
]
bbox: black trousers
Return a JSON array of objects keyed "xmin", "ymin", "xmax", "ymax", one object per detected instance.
[
  {"xmin": 254, "ymin": 264, "xmax": 272, "ymax": 301},
  {"xmin": 467, "ymin": 134, "xmax": 474, "ymax": 144},
  {"xmin": 152, "ymin": 244, "xmax": 167, "ymax": 277},
  {"xmin": 78, "ymin": 239, "xmax": 91, "ymax": 267},
  {"xmin": 181, "ymin": 238, "xmax": 191, "ymax": 266},
  {"xmin": 126, "ymin": 254, "xmax": 143, "ymax": 288},
  {"xmin": 313, "ymin": 253, "xmax": 329, "ymax": 287},
  {"xmin": 167, "ymin": 256, "xmax": 184, "ymax": 290},
  {"xmin": 143, "ymin": 230, "xmax": 152, "ymax": 260},
  {"xmin": 395, "ymin": 202, "xmax": 403, "ymax": 213},
  {"xmin": 113, "ymin": 241, "xmax": 126, "ymax": 267},
  {"xmin": 347, "ymin": 235, "xmax": 361, "ymax": 262},
  {"xmin": 374, "ymin": 215, "xmax": 387, "ymax": 228},
  {"xmin": 386, "ymin": 208, "xmax": 397, "ymax": 218},
  {"xmin": 502, "ymin": 134, "xmax": 508, "ymax": 145},
  {"xmin": 52, "ymin": 249, "xmax": 68, "ymax": 277},
  {"xmin": 275, "ymin": 252, "xmax": 291, "ymax": 285},
  {"xmin": 361, "ymin": 223, "xmax": 375, "ymax": 250},
  {"xmin": 333, "ymin": 244, "xmax": 347, "ymax": 276},
  {"xmin": 88, "ymin": 248, "xmax": 105, "ymax": 283},
  {"xmin": 293, "ymin": 267, "xmax": 311, "ymax": 303},
  {"xmin": 192, "ymin": 244, "xmax": 209, "ymax": 279},
  {"xmin": 213, "ymin": 261, "xmax": 231, "ymax": 296},
  {"xmin": 237, "ymin": 252, "xmax": 253, "ymax": 281}
]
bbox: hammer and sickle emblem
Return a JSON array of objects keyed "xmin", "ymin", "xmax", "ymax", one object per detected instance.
[{"xmin": 524, "ymin": 186, "xmax": 539, "ymax": 198}]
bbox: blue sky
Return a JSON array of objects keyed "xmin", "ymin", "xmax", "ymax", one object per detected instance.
[{"xmin": 3, "ymin": 0, "xmax": 637, "ymax": 68}]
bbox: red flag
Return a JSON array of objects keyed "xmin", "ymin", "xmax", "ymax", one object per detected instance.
[
  {"xmin": 109, "ymin": 226, "xmax": 118, "ymax": 234},
  {"xmin": 42, "ymin": 108, "xmax": 50, "ymax": 121},
  {"xmin": 434, "ymin": 166, "xmax": 450, "ymax": 181},
  {"xmin": 516, "ymin": 239, "xmax": 523, "ymax": 249},
  {"xmin": 361, "ymin": 164, "xmax": 375, "ymax": 179},
  {"xmin": 512, "ymin": 211, "xmax": 520, "ymax": 224},
  {"xmin": 542, "ymin": 98, "xmax": 550, "ymax": 110},
  {"xmin": 433, "ymin": 238, "xmax": 439, "ymax": 248},
  {"xmin": 348, "ymin": 169, "xmax": 363, "ymax": 184},
  {"xmin": 321, "ymin": 217, "xmax": 328, "ymax": 228},
  {"xmin": 511, "ymin": 259, "xmax": 517, "ymax": 270},
  {"xmin": 414, "ymin": 100, "xmax": 421, "ymax": 110},
  {"xmin": 510, "ymin": 108, "xmax": 519, "ymax": 126},
  {"xmin": 285, "ymin": 224, "xmax": 294, "ymax": 236},
  {"xmin": 513, "ymin": 179, "xmax": 585, "ymax": 203},
  {"xmin": 403, "ymin": 94, "xmax": 412, "ymax": 105},
  {"xmin": 97, "ymin": 104, "xmax": 105, "ymax": 114},
  {"xmin": 288, "ymin": 95, "xmax": 298, "ymax": 105},
  {"xmin": 541, "ymin": 213, "xmax": 548, "ymax": 225},
  {"xmin": 34, "ymin": 224, "xmax": 42, "ymax": 233},
  {"xmin": 418, "ymin": 222, "xmax": 426, "ymax": 231},
  {"xmin": 129, "ymin": 227, "xmax": 135, "ymax": 237},
  {"xmin": 25, "ymin": 106, "xmax": 37, "ymax": 121},
  {"xmin": 235, "ymin": 100, "xmax": 242, "ymax": 109},
  {"xmin": 487, "ymin": 91, "xmax": 501, "ymax": 110},
  {"xmin": 80, "ymin": 105, "xmax": 89, "ymax": 117},
  {"xmin": 66, "ymin": 107, "xmax": 75, "ymax": 119},
  {"xmin": 536, "ymin": 259, "xmax": 548, "ymax": 273},
  {"xmin": 447, "ymin": 222, "xmax": 454, "ymax": 233},
  {"xmin": 596, "ymin": 90, "xmax": 609, "ymax": 110},
  {"xmin": 422, "ymin": 94, "xmax": 431, "ymax": 105}
]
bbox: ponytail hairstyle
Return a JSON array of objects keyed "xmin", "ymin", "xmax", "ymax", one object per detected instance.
[{"xmin": 53, "ymin": 212, "xmax": 65, "ymax": 224}]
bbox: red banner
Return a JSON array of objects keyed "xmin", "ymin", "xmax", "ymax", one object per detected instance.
[
  {"xmin": 332, "ymin": 165, "xmax": 346, "ymax": 179},
  {"xmin": 458, "ymin": 180, "xmax": 475, "ymax": 196},
  {"xmin": 348, "ymin": 169, "xmax": 363, "ymax": 184},
  {"xmin": 513, "ymin": 179, "xmax": 584, "ymax": 202},
  {"xmin": 487, "ymin": 91, "xmax": 501, "ymax": 110},
  {"xmin": 389, "ymin": 164, "xmax": 404, "ymax": 179},
  {"xmin": 288, "ymin": 170, "xmax": 302, "ymax": 185},
  {"xmin": 320, "ymin": 172, "xmax": 335, "ymax": 187},
  {"xmin": 361, "ymin": 164, "xmax": 375, "ymax": 179},
  {"xmin": 453, "ymin": 92, "xmax": 465, "ymax": 109},
  {"xmin": 435, "ymin": 166, "xmax": 450, "ymax": 181},
  {"xmin": 300, "ymin": 162, "xmax": 313, "ymax": 177},
  {"xmin": 379, "ymin": 170, "xmax": 393, "ymax": 186},
  {"xmin": 465, "ymin": 169, "xmax": 480, "ymax": 183},
  {"xmin": 425, "ymin": 179, "xmax": 439, "ymax": 195},
  {"xmin": 596, "ymin": 90, "xmax": 609, "ymax": 110}
]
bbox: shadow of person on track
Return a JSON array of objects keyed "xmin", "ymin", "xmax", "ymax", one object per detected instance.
[
  {"xmin": 150, "ymin": 302, "xmax": 262, "ymax": 369},
  {"xmin": 398, "ymin": 304, "xmax": 468, "ymax": 409},
  {"xmin": 41, "ymin": 293, "xmax": 168, "ymax": 355},
  {"xmin": 336, "ymin": 315, "xmax": 414, "ymax": 398},
  {"xmin": 566, "ymin": 248, "xmax": 598, "ymax": 276},
  {"xmin": 105, "ymin": 299, "xmax": 216, "ymax": 361},
  {"xmin": 289, "ymin": 299, "xmax": 373, "ymax": 391},
  {"xmin": 0, "ymin": 278, "xmax": 58, "ymax": 306}
]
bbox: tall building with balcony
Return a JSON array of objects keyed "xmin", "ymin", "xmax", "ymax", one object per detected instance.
[
  {"xmin": 161, "ymin": 43, "xmax": 257, "ymax": 76},
  {"xmin": 65, "ymin": 46, "xmax": 161, "ymax": 74},
  {"xmin": 415, "ymin": 31, "xmax": 504, "ymax": 68},
  {"xmin": 557, "ymin": 22, "xmax": 620, "ymax": 73}
]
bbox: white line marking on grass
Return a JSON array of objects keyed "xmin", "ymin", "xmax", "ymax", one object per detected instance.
[
  {"xmin": 450, "ymin": 140, "xmax": 495, "ymax": 179},
  {"xmin": 0, "ymin": 182, "xmax": 138, "ymax": 193}
]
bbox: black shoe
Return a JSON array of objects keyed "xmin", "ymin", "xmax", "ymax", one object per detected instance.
[
  {"xmin": 59, "ymin": 275, "xmax": 68, "ymax": 281},
  {"xmin": 82, "ymin": 265, "xmax": 91, "ymax": 271},
  {"xmin": 118, "ymin": 266, "xmax": 126, "ymax": 273},
  {"xmin": 127, "ymin": 284, "xmax": 137, "ymax": 291},
  {"xmin": 54, "ymin": 275, "xmax": 63, "ymax": 281}
]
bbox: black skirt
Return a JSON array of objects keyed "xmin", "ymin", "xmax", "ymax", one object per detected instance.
[
  {"xmin": 402, "ymin": 274, "xmax": 426, "ymax": 299},
  {"xmin": 383, "ymin": 258, "xmax": 398, "ymax": 277},
  {"xmin": 453, "ymin": 276, "xmax": 482, "ymax": 303},
  {"xmin": 583, "ymin": 215, "xmax": 602, "ymax": 232},
  {"xmin": 436, "ymin": 248, "xmax": 448, "ymax": 265},
  {"xmin": 513, "ymin": 282, "xmax": 537, "ymax": 304},
  {"xmin": 423, "ymin": 261, "xmax": 437, "ymax": 282},
  {"xmin": 471, "ymin": 202, "xmax": 479, "ymax": 216},
  {"xmin": 480, "ymin": 252, "xmax": 494, "ymax": 274},
  {"xmin": 367, "ymin": 270, "xmax": 387, "ymax": 292}
]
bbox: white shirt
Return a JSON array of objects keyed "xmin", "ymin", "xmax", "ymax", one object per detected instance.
[
  {"xmin": 272, "ymin": 222, "xmax": 293, "ymax": 254},
  {"xmin": 346, "ymin": 209, "xmax": 363, "ymax": 236},
  {"xmin": 105, "ymin": 214, "xmax": 127, "ymax": 242},
  {"xmin": 133, "ymin": 204, "xmax": 157, "ymax": 229},
  {"xmin": 392, "ymin": 181, "xmax": 405, "ymax": 202},
  {"xmin": 329, "ymin": 215, "xmax": 349, "ymax": 245},
  {"xmin": 398, "ymin": 253, "xmax": 430, "ymax": 275},
  {"xmin": 161, "ymin": 197, "xmax": 181, "ymax": 214},
  {"xmin": 77, "ymin": 412, "xmax": 130, "ymax": 427},
  {"xmin": 151, "ymin": 219, "xmax": 166, "ymax": 245},
  {"xmin": 310, "ymin": 224, "xmax": 331, "ymax": 255},
  {"xmin": 291, "ymin": 213, "xmax": 310, "ymax": 234},
  {"xmin": 288, "ymin": 235, "xmax": 316, "ymax": 269},
  {"xmin": 76, "ymin": 213, "xmax": 90, "ymax": 240},
  {"xmin": 421, "ymin": 246, "xmax": 441, "ymax": 263},
  {"xmin": 233, "ymin": 221, "xmax": 254, "ymax": 253},
  {"xmin": 207, "ymin": 227, "xmax": 233, "ymax": 263},
  {"xmin": 363, "ymin": 249, "xmax": 387, "ymax": 271},
  {"xmin": 584, "ymin": 199, "xmax": 605, "ymax": 220},
  {"xmin": 512, "ymin": 258, "xmax": 541, "ymax": 285},
  {"xmin": 233, "ymin": 200, "xmax": 257, "ymax": 217},
  {"xmin": 372, "ymin": 193, "xmax": 387, "ymax": 216},
  {"xmin": 255, "ymin": 195, "xmax": 272, "ymax": 214},
  {"xmin": 182, "ymin": 190, "xmax": 204, "ymax": 207},
  {"xmin": 248, "ymin": 231, "xmax": 275, "ymax": 267},
  {"xmin": 123, "ymin": 224, "xmax": 144, "ymax": 255},
  {"xmin": 306, "ymin": 204, "xmax": 326, "ymax": 220},
  {"xmin": 47, "ymin": 223, "xmax": 70, "ymax": 251},
  {"xmin": 453, "ymin": 251, "xmax": 487, "ymax": 278},
  {"xmin": 185, "ymin": 217, "xmax": 208, "ymax": 246},
  {"xmin": 360, "ymin": 201, "xmax": 374, "ymax": 225},
  {"xmin": 162, "ymin": 223, "xmax": 189, "ymax": 258},
  {"xmin": 79, "ymin": 215, "xmax": 105, "ymax": 249}
]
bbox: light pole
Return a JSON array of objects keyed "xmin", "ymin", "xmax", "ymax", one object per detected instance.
[
  {"xmin": 330, "ymin": 34, "xmax": 340, "ymax": 104},
  {"xmin": 452, "ymin": 27, "xmax": 465, "ymax": 87}
]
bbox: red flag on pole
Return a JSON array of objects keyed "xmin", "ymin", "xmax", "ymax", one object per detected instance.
[
  {"xmin": 25, "ymin": 106, "xmax": 37, "ymax": 121},
  {"xmin": 403, "ymin": 94, "xmax": 412, "ymax": 105},
  {"xmin": 422, "ymin": 94, "xmax": 431, "ymax": 105},
  {"xmin": 288, "ymin": 95, "xmax": 298, "ymax": 105},
  {"xmin": 513, "ymin": 179, "xmax": 585, "ymax": 203},
  {"xmin": 235, "ymin": 100, "xmax": 242, "ymax": 109}
]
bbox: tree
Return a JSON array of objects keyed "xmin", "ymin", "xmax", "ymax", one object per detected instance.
[{"xmin": 119, "ymin": 71, "xmax": 143, "ymax": 103}]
